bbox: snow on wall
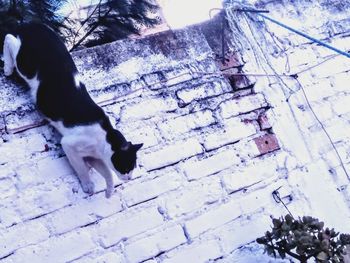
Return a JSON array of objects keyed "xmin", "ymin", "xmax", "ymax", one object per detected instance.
[{"xmin": 0, "ymin": 1, "xmax": 349, "ymax": 262}]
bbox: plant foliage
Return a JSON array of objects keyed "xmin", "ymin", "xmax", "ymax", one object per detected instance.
[
  {"xmin": 70, "ymin": 0, "xmax": 161, "ymax": 50},
  {"xmin": 0, "ymin": 0, "xmax": 67, "ymax": 42},
  {"xmin": 257, "ymin": 215, "xmax": 350, "ymax": 262},
  {"xmin": 0, "ymin": 0, "xmax": 161, "ymax": 51}
]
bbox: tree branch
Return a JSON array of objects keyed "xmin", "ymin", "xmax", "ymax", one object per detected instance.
[{"xmin": 70, "ymin": 5, "xmax": 113, "ymax": 51}]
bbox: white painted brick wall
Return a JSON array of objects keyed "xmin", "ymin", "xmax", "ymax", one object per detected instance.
[
  {"xmin": 120, "ymin": 171, "xmax": 183, "ymax": 207},
  {"xmin": 161, "ymin": 176, "xmax": 224, "ymax": 218},
  {"xmin": 219, "ymin": 94, "xmax": 268, "ymax": 119},
  {"xmin": 47, "ymin": 192, "xmax": 123, "ymax": 235},
  {"xmin": 181, "ymin": 147, "xmax": 241, "ymax": 180},
  {"xmin": 1, "ymin": 2, "xmax": 350, "ymax": 262},
  {"xmin": 4, "ymin": 230, "xmax": 95, "ymax": 263},
  {"xmin": 95, "ymin": 206, "xmax": 164, "ymax": 248},
  {"xmin": 74, "ymin": 252, "xmax": 125, "ymax": 263},
  {"xmin": 185, "ymin": 198, "xmax": 242, "ymax": 238},
  {"xmin": 141, "ymin": 138, "xmax": 203, "ymax": 171},
  {"xmin": 222, "ymin": 155, "xmax": 283, "ymax": 193},
  {"xmin": 124, "ymin": 225, "xmax": 186, "ymax": 263},
  {"xmin": 176, "ymin": 80, "xmax": 231, "ymax": 104},
  {"xmin": 203, "ymin": 118, "xmax": 257, "ymax": 151},
  {"xmin": 120, "ymin": 97, "xmax": 178, "ymax": 121},
  {"xmin": 0, "ymin": 220, "xmax": 50, "ymax": 258},
  {"xmin": 158, "ymin": 110, "xmax": 216, "ymax": 138},
  {"xmin": 162, "ymin": 239, "xmax": 222, "ymax": 263}
]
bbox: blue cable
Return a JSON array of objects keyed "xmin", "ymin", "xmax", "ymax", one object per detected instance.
[{"xmin": 257, "ymin": 13, "xmax": 350, "ymax": 59}]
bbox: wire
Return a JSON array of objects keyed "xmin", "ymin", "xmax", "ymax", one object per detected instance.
[
  {"xmin": 272, "ymin": 188, "xmax": 294, "ymax": 218},
  {"xmin": 295, "ymin": 78, "xmax": 350, "ymax": 180},
  {"xmin": 257, "ymin": 14, "xmax": 350, "ymax": 59}
]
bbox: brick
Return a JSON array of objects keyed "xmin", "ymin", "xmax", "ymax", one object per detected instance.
[
  {"xmin": 73, "ymin": 252, "xmax": 125, "ymax": 263},
  {"xmin": 331, "ymin": 72, "xmax": 350, "ymax": 93},
  {"xmin": 308, "ymin": 101, "xmax": 334, "ymax": 124},
  {"xmin": 121, "ymin": 172, "xmax": 183, "ymax": 207},
  {"xmin": 0, "ymin": 178, "xmax": 16, "ymax": 200},
  {"xmin": 162, "ymin": 177, "xmax": 223, "ymax": 218},
  {"xmin": 287, "ymin": 47, "xmax": 318, "ymax": 70},
  {"xmin": 226, "ymin": 74, "xmax": 256, "ymax": 90},
  {"xmin": 158, "ymin": 110, "xmax": 216, "ymax": 138},
  {"xmin": 0, "ymin": 221, "xmax": 50, "ymax": 258},
  {"xmin": 16, "ymin": 157, "xmax": 75, "ymax": 190},
  {"xmin": 185, "ymin": 199, "xmax": 242, "ymax": 238},
  {"xmin": 182, "ymin": 148, "xmax": 241, "ymax": 180},
  {"xmin": 239, "ymin": 183, "xmax": 292, "ymax": 216},
  {"xmin": 48, "ymin": 192, "xmax": 123, "ymax": 235},
  {"xmin": 0, "ymin": 165, "xmax": 15, "ymax": 180},
  {"xmin": 141, "ymin": 138, "xmax": 203, "ymax": 171},
  {"xmin": 0, "ymin": 205, "xmax": 21, "ymax": 228},
  {"xmin": 323, "ymin": 119, "xmax": 350, "ymax": 142},
  {"xmin": 176, "ymin": 81, "xmax": 231, "ymax": 104},
  {"xmin": 222, "ymin": 158, "xmax": 280, "ymax": 193},
  {"xmin": 120, "ymin": 97, "xmax": 178, "ymax": 121},
  {"xmin": 124, "ymin": 225, "xmax": 186, "ymax": 263},
  {"xmin": 218, "ymin": 53, "xmax": 242, "ymax": 70},
  {"xmin": 95, "ymin": 206, "xmax": 164, "ymax": 248},
  {"xmin": 124, "ymin": 124, "xmax": 159, "ymax": 148},
  {"xmin": 302, "ymin": 79, "xmax": 336, "ymax": 102},
  {"xmin": 141, "ymin": 72, "xmax": 165, "ymax": 88},
  {"xmin": 254, "ymin": 134, "xmax": 280, "ymax": 155},
  {"xmin": 219, "ymin": 94, "xmax": 267, "ymax": 119},
  {"xmin": 166, "ymin": 72, "xmax": 192, "ymax": 86},
  {"xmin": 209, "ymin": 214, "xmax": 271, "ymax": 255},
  {"xmin": 0, "ymin": 133, "xmax": 47, "ymax": 164},
  {"xmin": 15, "ymin": 182, "xmax": 75, "ymax": 221},
  {"xmin": 164, "ymin": 67, "xmax": 193, "ymax": 86},
  {"xmin": 162, "ymin": 239, "xmax": 222, "ymax": 263},
  {"xmin": 203, "ymin": 119, "xmax": 256, "ymax": 151},
  {"xmin": 310, "ymin": 55, "xmax": 350, "ymax": 78},
  {"xmin": 5, "ymin": 230, "xmax": 95, "ymax": 263},
  {"xmin": 332, "ymin": 95, "xmax": 350, "ymax": 115},
  {"xmin": 258, "ymin": 113, "xmax": 272, "ymax": 130}
]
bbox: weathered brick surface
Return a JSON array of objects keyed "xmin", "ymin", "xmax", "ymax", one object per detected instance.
[
  {"xmin": 141, "ymin": 138, "xmax": 203, "ymax": 171},
  {"xmin": 158, "ymin": 109, "xmax": 216, "ymax": 138},
  {"xmin": 162, "ymin": 239, "xmax": 222, "ymax": 263},
  {"xmin": 0, "ymin": 220, "xmax": 50, "ymax": 258},
  {"xmin": 120, "ymin": 171, "xmax": 183, "ymax": 207},
  {"xmin": 124, "ymin": 225, "xmax": 186, "ymax": 263},
  {"xmin": 3, "ymin": 230, "xmax": 95, "ymax": 263},
  {"xmin": 1, "ymin": 1, "xmax": 349, "ymax": 262},
  {"xmin": 203, "ymin": 118, "xmax": 257, "ymax": 151},
  {"xmin": 95, "ymin": 205, "xmax": 164, "ymax": 248},
  {"xmin": 219, "ymin": 94, "xmax": 268, "ymax": 119},
  {"xmin": 185, "ymin": 198, "xmax": 242, "ymax": 238},
  {"xmin": 181, "ymin": 147, "xmax": 241, "ymax": 180},
  {"xmin": 160, "ymin": 176, "xmax": 224, "ymax": 218}
]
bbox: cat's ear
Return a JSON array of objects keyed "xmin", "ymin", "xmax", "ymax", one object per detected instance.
[{"xmin": 132, "ymin": 143, "xmax": 143, "ymax": 152}]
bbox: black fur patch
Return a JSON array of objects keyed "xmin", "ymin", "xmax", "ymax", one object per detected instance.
[
  {"xmin": 14, "ymin": 22, "xmax": 143, "ymax": 175},
  {"xmin": 16, "ymin": 23, "xmax": 105, "ymax": 127}
]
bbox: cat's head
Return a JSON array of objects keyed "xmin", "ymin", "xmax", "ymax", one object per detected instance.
[{"xmin": 111, "ymin": 141, "xmax": 143, "ymax": 180}]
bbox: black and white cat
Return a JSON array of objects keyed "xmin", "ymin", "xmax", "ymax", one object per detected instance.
[{"xmin": 3, "ymin": 23, "xmax": 143, "ymax": 198}]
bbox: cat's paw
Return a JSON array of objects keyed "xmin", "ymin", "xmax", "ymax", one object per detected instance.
[
  {"xmin": 105, "ymin": 187, "xmax": 114, "ymax": 199},
  {"xmin": 82, "ymin": 181, "xmax": 95, "ymax": 195}
]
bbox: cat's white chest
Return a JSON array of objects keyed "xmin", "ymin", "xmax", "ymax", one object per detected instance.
[
  {"xmin": 21, "ymin": 73, "xmax": 40, "ymax": 102},
  {"xmin": 51, "ymin": 121, "xmax": 111, "ymax": 158}
]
